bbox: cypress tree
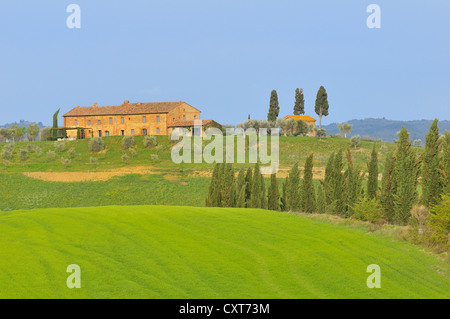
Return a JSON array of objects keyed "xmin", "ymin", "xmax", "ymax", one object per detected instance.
[
  {"xmin": 301, "ymin": 154, "xmax": 316, "ymax": 213},
  {"xmin": 293, "ymin": 88, "xmax": 305, "ymax": 115},
  {"xmin": 260, "ymin": 172, "xmax": 267, "ymax": 209},
  {"xmin": 236, "ymin": 168, "xmax": 245, "ymax": 194},
  {"xmin": 380, "ymin": 153, "xmax": 396, "ymax": 222},
  {"xmin": 367, "ymin": 144, "xmax": 379, "ymax": 199},
  {"xmin": 316, "ymin": 182, "xmax": 326, "ymax": 214},
  {"xmin": 250, "ymin": 163, "xmax": 262, "ymax": 208},
  {"xmin": 267, "ymin": 90, "xmax": 280, "ymax": 122},
  {"xmin": 332, "ymin": 150, "xmax": 344, "ymax": 214},
  {"xmin": 268, "ymin": 174, "xmax": 280, "ymax": 211},
  {"xmin": 344, "ymin": 149, "xmax": 363, "ymax": 215},
  {"xmin": 206, "ymin": 163, "xmax": 220, "ymax": 207},
  {"xmin": 443, "ymin": 130, "xmax": 450, "ymax": 194},
  {"xmin": 244, "ymin": 167, "xmax": 253, "ymax": 207},
  {"xmin": 314, "ymin": 86, "xmax": 329, "ymax": 129},
  {"xmin": 422, "ymin": 119, "xmax": 443, "ymax": 207},
  {"xmin": 288, "ymin": 162, "xmax": 301, "ymax": 211},
  {"xmin": 237, "ymin": 184, "xmax": 246, "ymax": 208},
  {"xmin": 281, "ymin": 176, "xmax": 289, "ymax": 211},
  {"xmin": 393, "ymin": 127, "xmax": 420, "ymax": 225},
  {"xmin": 52, "ymin": 109, "xmax": 60, "ymax": 140},
  {"xmin": 324, "ymin": 152, "xmax": 335, "ymax": 205}
]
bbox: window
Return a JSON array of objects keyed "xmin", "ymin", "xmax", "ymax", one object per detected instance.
[
  {"xmin": 88, "ymin": 120, "xmax": 91, "ymax": 126},
  {"xmin": 98, "ymin": 130, "xmax": 102, "ymax": 137},
  {"xmin": 109, "ymin": 118, "xmax": 112, "ymax": 124},
  {"xmin": 80, "ymin": 129, "xmax": 85, "ymax": 139},
  {"xmin": 156, "ymin": 128, "xmax": 159, "ymax": 134},
  {"xmin": 173, "ymin": 118, "xmax": 175, "ymax": 123},
  {"xmin": 75, "ymin": 120, "xmax": 78, "ymax": 126},
  {"xmin": 105, "ymin": 131, "xmax": 110, "ymax": 137},
  {"xmin": 121, "ymin": 130, "xmax": 125, "ymax": 136},
  {"xmin": 131, "ymin": 129, "xmax": 135, "ymax": 135},
  {"xmin": 156, "ymin": 116, "xmax": 160, "ymax": 123},
  {"xmin": 143, "ymin": 129, "xmax": 147, "ymax": 135},
  {"xmin": 143, "ymin": 116, "xmax": 146, "ymax": 123},
  {"xmin": 98, "ymin": 120, "xmax": 101, "ymax": 125},
  {"xmin": 183, "ymin": 115, "xmax": 186, "ymax": 121},
  {"xmin": 194, "ymin": 115, "xmax": 196, "ymax": 120},
  {"xmin": 121, "ymin": 117, "xmax": 124, "ymax": 124}
]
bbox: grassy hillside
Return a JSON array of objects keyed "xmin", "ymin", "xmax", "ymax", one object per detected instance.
[{"xmin": 0, "ymin": 205, "xmax": 448, "ymax": 299}]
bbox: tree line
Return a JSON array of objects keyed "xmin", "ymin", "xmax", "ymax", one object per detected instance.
[{"xmin": 206, "ymin": 120, "xmax": 450, "ymax": 229}]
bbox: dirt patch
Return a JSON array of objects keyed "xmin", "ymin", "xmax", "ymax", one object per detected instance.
[{"xmin": 23, "ymin": 166, "xmax": 158, "ymax": 182}]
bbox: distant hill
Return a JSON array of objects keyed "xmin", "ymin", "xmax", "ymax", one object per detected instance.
[
  {"xmin": 323, "ymin": 118, "xmax": 450, "ymax": 143},
  {"xmin": 0, "ymin": 120, "xmax": 46, "ymax": 129}
]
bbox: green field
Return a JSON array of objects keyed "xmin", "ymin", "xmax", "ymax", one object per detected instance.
[{"xmin": 0, "ymin": 205, "xmax": 448, "ymax": 298}]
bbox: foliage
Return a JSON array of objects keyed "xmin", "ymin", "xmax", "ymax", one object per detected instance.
[
  {"xmin": 121, "ymin": 154, "xmax": 130, "ymax": 163},
  {"xmin": 293, "ymin": 88, "xmax": 305, "ymax": 115},
  {"xmin": 301, "ymin": 154, "xmax": 316, "ymax": 213},
  {"xmin": 351, "ymin": 197, "xmax": 384, "ymax": 224},
  {"xmin": 337, "ymin": 123, "xmax": 352, "ymax": 138},
  {"xmin": 267, "ymin": 89, "xmax": 280, "ymax": 122},
  {"xmin": 54, "ymin": 142, "xmax": 65, "ymax": 152},
  {"xmin": 426, "ymin": 195, "xmax": 450, "ymax": 251},
  {"xmin": 122, "ymin": 136, "xmax": 136, "ymax": 150},
  {"xmin": 61, "ymin": 157, "xmax": 71, "ymax": 168},
  {"xmin": 19, "ymin": 149, "xmax": 28, "ymax": 161},
  {"xmin": 52, "ymin": 109, "xmax": 60, "ymax": 140},
  {"xmin": 267, "ymin": 174, "xmax": 280, "ymax": 211},
  {"xmin": 367, "ymin": 144, "xmax": 378, "ymax": 199},
  {"xmin": 314, "ymin": 86, "xmax": 329, "ymax": 129},
  {"xmin": 89, "ymin": 137, "xmax": 105, "ymax": 153},
  {"xmin": 143, "ymin": 136, "xmax": 158, "ymax": 149},
  {"xmin": 350, "ymin": 135, "xmax": 361, "ymax": 149}
]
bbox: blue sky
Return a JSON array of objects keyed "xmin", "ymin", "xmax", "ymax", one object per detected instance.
[{"xmin": 0, "ymin": 1, "xmax": 449, "ymax": 126}]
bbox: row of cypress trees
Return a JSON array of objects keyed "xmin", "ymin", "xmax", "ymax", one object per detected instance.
[{"xmin": 206, "ymin": 120, "xmax": 449, "ymax": 226}]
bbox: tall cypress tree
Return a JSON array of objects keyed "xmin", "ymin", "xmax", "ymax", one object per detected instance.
[
  {"xmin": 380, "ymin": 153, "xmax": 396, "ymax": 222},
  {"xmin": 443, "ymin": 130, "xmax": 450, "ymax": 194},
  {"xmin": 422, "ymin": 119, "xmax": 443, "ymax": 207},
  {"xmin": 267, "ymin": 90, "xmax": 280, "ymax": 122},
  {"xmin": 314, "ymin": 86, "xmax": 329, "ymax": 129},
  {"xmin": 316, "ymin": 182, "xmax": 326, "ymax": 214},
  {"xmin": 244, "ymin": 167, "xmax": 253, "ymax": 207},
  {"xmin": 206, "ymin": 163, "xmax": 220, "ymax": 207},
  {"xmin": 324, "ymin": 152, "xmax": 335, "ymax": 205},
  {"xmin": 281, "ymin": 176, "xmax": 289, "ymax": 211},
  {"xmin": 393, "ymin": 127, "xmax": 420, "ymax": 225},
  {"xmin": 344, "ymin": 149, "xmax": 363, "ymax": 215},
  {"xmin": 332, "ymin": 150, "xmax": 344, "ymax": 214},
  {"xmin": 260, "ymin": 172, "xmax": 267, "ymax": 209},
  {"xmin": 52, "ymin": 109, "xmax": 60, "ymax": 140},
  {"xmin": 301, "ymin": 154, "xmax": 316, "ymax": 213},
  {"xmin": 293, "ymin": 88, "xmax": 305, "ymax": 115},
  {"xmin": 237, "ymin": 184, "xmax": 246, "ymax": 208},
  {"xmin": 250, "ymin": 163, "xmax": 262, "ymax": 208},
  {"xmin": 367, "ymin": 144, "xmax": 379, "ymax": 199},
  {"xmin": 268, "ymin": 174, "xmax": 280, "ymax": 211},
  {"xmin": 288, "ymin": 162, "xmax": 301, "ymax": 211}
]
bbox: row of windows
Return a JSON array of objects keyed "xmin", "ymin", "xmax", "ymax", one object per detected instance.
[
  {"xmin": 75, "ymin": 116, "xmax": 161, "ymax": 126},
  {"xmin": 96, "ymin": 128, "xmax": 160, "ymax": 137}
]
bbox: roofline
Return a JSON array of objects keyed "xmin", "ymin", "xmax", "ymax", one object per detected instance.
[{"xmin": 63, "ymin": 111, "xmax": 170, "ymax": 117}]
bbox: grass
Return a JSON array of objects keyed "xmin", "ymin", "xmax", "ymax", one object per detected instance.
[{"xmin": 0, "ymin": 205, "xmax": 448, "ymax": 298}]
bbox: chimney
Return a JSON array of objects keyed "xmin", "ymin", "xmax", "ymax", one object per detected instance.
[
  {"xmin": 137, "ymin": 102, "xmax": 141, "ymax": 106},
  {"xmin": 92, "ymin": 102, "xmax": 98, "ymax": 108},
  {"xmin": 123, "ymin": 100, "xmax": 129, "ymax": 105},
  {"xmin": 77, "ymin": 105, "xmax": 80, "ymax": 108}
]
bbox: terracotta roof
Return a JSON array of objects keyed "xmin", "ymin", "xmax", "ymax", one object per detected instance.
[
  {"xmin": 283, "ymin": 115, "xmax": 316, "ymax": 122},
  {"xmin": 63, "ymin": 101, "xmax": 197, "ymax": 117},
  {"xmin": 168, "ymin": 119, "xmax": 219, "ymax": 128}
]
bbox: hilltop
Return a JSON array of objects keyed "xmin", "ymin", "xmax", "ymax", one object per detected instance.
[{"xmin": 323, "ymin": 118, "xmax": 450, "ymax": 143}]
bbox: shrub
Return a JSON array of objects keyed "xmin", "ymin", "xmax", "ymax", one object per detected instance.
[
  {"xmin": 122, "ymin": 136, "xmax": 135, "ymax": 150},
  {"xmin": 151, "ymin": 154, "xmax": 159, "ymax": 161},
  {"xmin": 413, "ymin": 139, "xmax": 422, "ymax": 147},
  {"xmin": 89, "ymin": 137, "xmax": 105, "ymax": 152},
  {"xmin": 143, "ymin": 136, "xmax": 158, "ymax": 149},
  {"xmin": 47, "ymin": 150, "xmax": 56, "ymax": 160},
  {"xmin": 121, "ymin": 154, "xmax": 130, "ymax": 163},
  {"xmin": 35, "ymin": 146, "xmax": 42, "ymax": 155},
  {"xmin": 350, "ymin": 135, "xmax": 361, "ymax": 149},
  {"xmin": 409, "ymin": 205, "xmax": 430, "ymax": 232},
  {"xmin": 3, "ymin": 143, "xmax": 14, "ymax": 152},
  {"xmin": 26, "ymin": 144, "xmax": 34, "ymax": 152},
  {"xmin": 54, "ymin": 142, "xmax": 64, "ymax": 152},
  {"xmin": 1, "ymin": 149, "xmax": 12, "ymax": 161},
  {"xmin": 90, "ymin": 157, "xmax": 98, "ymax": 165},
  {"xmin": 68, "ymin": 147, "xmax": 76, "ymax": 159},
  {"xmin": 315, "ymin": 128, "xmax": 327, "ymax": 138},
  {"xmin": 129, "ymin": 148, "xmax": 137, "ymax": 157},
  {"xmin": 19, "ymin": 149, "xmax": 28, "ymax": 161},
  {"xmin": 426, "ymin": 195, "xmax": 450, "ymax": 251},
  {"xmin": 61, "ymin": 157, "xmax": 71, "ymax": 168},
  {"xmin": 351, "ymin": 197, "xmax": 384, "ymax": 224}
]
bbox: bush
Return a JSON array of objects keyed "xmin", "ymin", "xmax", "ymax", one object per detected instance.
[
  {"xmin": 151, "ymin": 154, "xmax": 159, "ymax": 161},
  {"xmin": 89, "ymin": 137, "xmax": 105, "ymax": 152},
  {"xmin": 413, "ymin": 139, "xmax": 422, "ymax": 147},
  {"xmin": 3, "ymin": 143, "xmax": 14, "ymax": 152},
  {"xmin": 68, "ymin": 147, "xmax": 76, "ymax": 159},
  {"xmin": 426, "ymin": 195, "xmax": 450, "ymax": 251},
  {"xmin": 315, "ymin": 128, "xmax": 327, "ymax": 138},
  {"xmin": 122, "ymin": 136, "xmax": 135, "ymax": 150},
  {"xmin": 1, "ymin": 149, "xmax": 12, "ymax": 161},
  {"xmin": 350, "ymin": 135, "xmax": 361, "ymax": 149},
  {"xmin": 129, "ymin": 148, "xmax": 137, "ymax": 157},
  {"xmin": 54, "ymin": 142, "xmax": 64, "ymax": 152},
  {"xmin": 90, "ymin": 157, "xmax": 98, "ymax": 165},
  {"xmin": 362, "ymin": 135, "xmax": 372, "ymax": 142},
  {"xmin": 409, "ymin": 205, "xmax": 430, "ymax": 232},
  {"xmin": 19, "ymin": 149, "xmax": 28, "ymax": 161},
  {"xmin": 47, "ymin": 150, "xmax": 56, "ymax": 160},
  {"xmin": 61, "ymin": 157, "xmax": 71, "ymax": 168},
  {"xmin": 351, "ymin": 197, "xmax": 385, "ymax": 224},
  {"xmin": 35, "ymin": 146, "xmax": 42, "ymax": 155},
  {"xmin": 143, "ymin": 136, "xmax": 158, "ymax": 149},
  {"xmin": 26, "ymin": 144, "xmax": 34, "ymax": 153},
  {"xmin": 121, "ymin": 154, "xmax": 130, "ymax": 163}
]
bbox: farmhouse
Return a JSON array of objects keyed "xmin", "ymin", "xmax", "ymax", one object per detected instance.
[
  {"xmin": 283, "ymin": 115, "xmax": 317, "ymax": 137},
  {"xmin": 63, "ymin": 100, "xmax": 220, "ymax": 138}
]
